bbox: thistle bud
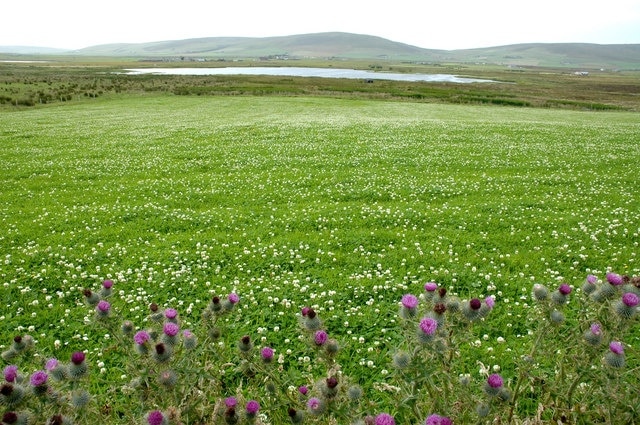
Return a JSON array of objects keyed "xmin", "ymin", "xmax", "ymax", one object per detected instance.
[
  {"xmin": 152, "ymin": 343, "xmax": 172, "ymax": 363},
  {"xmin": 347, "ymin": 385, "xmax": 363, "ymax": 401},
  {"xmin": 322, "ymin": 376, "xmax": 339, "ymax": 398},
  {"xmin": 614, "ymin": 293, "xmax": 638, "ymax": 319},
  {"xmin": 100, "ymin": 280, "xmax": 113, "ymax": 297},
  {"xmin": 303, "ymin": 309, "xmax": 321, "ymax": 331},
  {"xmin": 238, "ymin": 335, "xmax": 253, "ymax": 353},
  {"xmin": 392, "ymin": 351, "xmax": 411, "ymax": 369},
  {"xmin": 288, "ymin": 408, "xmax": 304, "ymax": 424},
  {"xmin": 83, "ymin": 289, "xmax": 100, "ymax": 306},
  {"xmin": 584, "ymin": 323, "xmax": 603, "ymax": 346},
  {"xmin": 605, "ymin": 341, "xmax": 625, "ymax": 368},
  {"xmin": 550, "ymin": 310, "xmax": 565, "ymax": 325},
  {"xmin": 582, "ymin": 275, "xmax": 597, "ymax": 294},
  {"xmin": 209, "ymin": 296, "xmax": 222, "ymax": 313},
  {"xmin": 158, "ymin": 369, "xmax": 178, "ymax": 388},
  {"xmin": 71, "ymin": 389, "xmax": 91, "ymax": 409},
  {"xmin": 69, "ymin": 351, "xmax": 88, "ymax": 379}
]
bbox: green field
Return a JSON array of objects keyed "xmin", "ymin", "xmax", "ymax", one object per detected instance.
[{"xmin": 1, "ymin": 94, "xmax": 639, "ymax": 424}]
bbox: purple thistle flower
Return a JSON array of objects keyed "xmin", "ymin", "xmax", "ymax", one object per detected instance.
[
  {"xmin": 45, "ymin": 358, "xmax": 59, "ymax": 371},
  {"xmin": 261, "ymin": 346, "xmax": 274, "ymax": 362},
  {"xmin": 301, "ymin": 306, "xmax": 310, "ymax": 316},
  {"xmin": 419, "ymin": 317, "xmax": 438, "ymax": 335},
  {"xmin": 146, "ymin": 410, "xmax": 167, "ymax": 425},
  {"xmin": 102, "ymin": 279, "xmax": 113, "ymax": 289},
  {"xmin": 164, "ymin": 308, "xmax": 178, "ymax": 320},
  {"xmin": 590, "ymin": 323, "xmax": 602, "ymax": 335},
  {"xmin": 582, "ymin": 275, "xmax": 597, "ymax": 295},
  {"xmin": 68, "ymin": 352, "xmax": 88, "ymax": 380},
  {"xmin": 134, "ymin": 331, "xmax": 150, "ymax": 345},
  {"xmin": 2, "ymin": 413, "xmax": 19, "ymax": 424},
  {"xmin": 163, "ymin": 322, "xmax": 180, "ymax": 337},
  {"xmin": 3, "ymin": 365, "xmax": 18, "ymax": 383},
  {"xmin": 558, "ymin": 283, "xmax": 572, "ymax": 295},
  {"xmin": 314, "ymin": 330, "xmax": 328, "ymax": 346},
  {"xmin": 298, "ymin": 385, "xmax": 308, "ymax": 395},
  {"xmin": 484, "ymin": 373, "xmax": 504, "ymax": 396},
  {"xmin": 610, "ymin": 341, "xmax": 624, "ymax": 355},
  {"xmin": 71, "ymin": 351, "xmax": 86, "ymax": 365},
  {"xmin": 228, "ymin": 293, "xmax": 240, "ymax": 304},
  {"xmin": 606, "ymin": 341, "xmax": 626, "ymax": 367},
  {"xmin": 469, "ymin": 298, "xmax": 482, "ymax": 310},
  {"xmin": 485, "ymin": 295, "xmax": 495, "ymax": 309},
  {"xmin": 225, "ymin": 397, "xmax": 238, "ymax": 408},
  {"xmin": 487, "ymin": 373, "xmax": 504, "ymax": 388},
  {"xmin": 96, "ymin": 300, "xmax": 111, "ymax": 313},
  {"xmin": 424, "ymin": 282, "xmax": 438, "ymax": 292},
  {"xmin": 433, "ymin": 303, "xmax": 447, "ymax": 315},
  {"xmin": 29, "ymin": 370, "xmax": 48, "ymax": 387},
  {"xmin": 622, "ymin": 292, "xmax": 639, "ymax": 307},
  {"xmin": 607, "ymin": 272, "xmax": 623, "ymax": 286},
  {"xmin": 307, "ymin": 397, "xmax": 323, "ymax": 412},
  {"xmin": 426, "ymin": 414, "xmax": 452, "ymax": 425},
  {"xmin": 246, "ymin": 400, "xmax": 260, "ymax": 415},
  {"xmin": 401, "ymin": 294, "xmax": 419, "ymax": 309},
  {"xmin": 326, "ymin": 376, "xmax": 339, "ymax": 389},
  {"xmin": 375, "ymin": 413, "xmax": 396, "ymax": 425},
  {"xmin": 182, "ymin": 329, "xmax": 197, "ymax": 349}
]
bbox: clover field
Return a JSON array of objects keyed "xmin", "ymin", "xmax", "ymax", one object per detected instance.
[{"xmin": 0, "ymin": 95, "xmax": 639, "ymax": 423}]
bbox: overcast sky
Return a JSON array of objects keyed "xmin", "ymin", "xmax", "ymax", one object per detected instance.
[{"xmin": 3, "ymin": 0, "xmax": 639, "ymax": 50}]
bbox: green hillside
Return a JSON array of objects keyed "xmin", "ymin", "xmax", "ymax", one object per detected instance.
[
  {"xmin": 448, "ymin": 43, "xmax": 640, "ymax": 68},
  {"xmin": 72, "ymin": 33, "xmax": 640, "ymax": 69},
  {"xmin": 74, "ymin": 32, "xmax": 439, "ymax": 60},
  {"xmin": 2, "ymin": 32, "xmax": 639, "ymax": 69}
]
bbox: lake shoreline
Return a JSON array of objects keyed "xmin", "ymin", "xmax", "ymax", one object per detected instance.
[{"xmin": 123, "ymin": 66, "xmax": 498, "ymax": 83}]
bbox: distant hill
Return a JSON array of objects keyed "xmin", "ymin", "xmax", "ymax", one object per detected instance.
[
  {"xmin": 2, "ymin": 32, "xmax": 639, "ymax": 69},
  {"xmin": 446, "ymin": 43, "xmax": 640, "ymax": 69},
  {"xmin": 73, "ymin": 33, "xmax": 438, "ymax": 61}
]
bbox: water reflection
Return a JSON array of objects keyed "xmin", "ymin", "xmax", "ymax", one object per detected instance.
[{"xmin": 125, "ymin": 67, "xmax": 496, "ymax": 83}]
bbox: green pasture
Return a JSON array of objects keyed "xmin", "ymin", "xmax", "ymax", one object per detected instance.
[{"xmin": 1, "ymin": 95, "xmax": 639, "ymax": 422}]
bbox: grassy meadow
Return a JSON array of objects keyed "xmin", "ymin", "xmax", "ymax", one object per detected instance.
[{"xmin": 1, "ymin": 92, "xmax": 639, "ymax": 423}]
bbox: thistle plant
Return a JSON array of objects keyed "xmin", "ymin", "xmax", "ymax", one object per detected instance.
[
  {"xmin": 1, "ymin": 272, "xmax": 638, "ymax": 424},
  {"xmin": 0, "ymin": 347, "xmax": 95, "ymax": 424},
  {"xmin": 382, "ymin": 282, "xmax": 502, "ymax": 423},
  {"xmin": 506, "ymin": 273, "xmax": 640, "ymax": 424}
]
